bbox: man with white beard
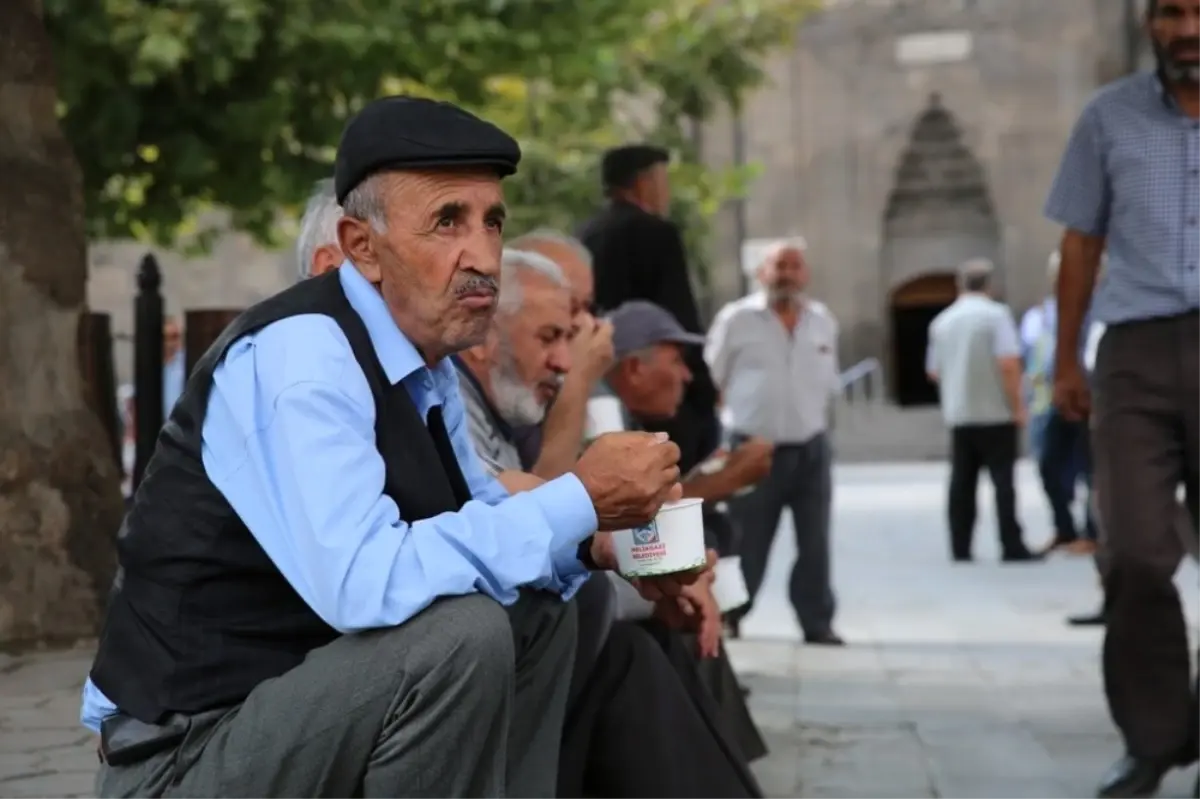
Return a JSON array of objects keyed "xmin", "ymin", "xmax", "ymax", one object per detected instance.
[
  {"xmin": 454, "ymin": 247, "xmax": 763, "ymax": 798},
  {"xmin": 706, "ymin": 241, "xmax": 844, "ymax": 644}
]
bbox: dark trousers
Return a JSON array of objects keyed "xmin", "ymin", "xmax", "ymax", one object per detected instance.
[
  {"xmin": 1038, "ymin": 410, "xmax": 1097, "ymax": 542},
  {"xmin": 558, "ymin": 618, "xmax": 762, "ymax": 798},
  {"xmin": 948, "ymin": 422, "xmax": 1024, "ymax": 558},
  {"xmin": 1092, "ymin": 312, "xmax": 1199, "ymax": 764},
  {"xmin": 727, "ymin": 433, "xmax": 835, "ymax": 637}
]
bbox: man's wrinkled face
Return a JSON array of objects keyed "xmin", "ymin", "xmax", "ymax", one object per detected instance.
[
  {"xmin": 620, "ymin": 343, "xmax": 691, "ymax": 420},
  {"xmin": 338, "ymin": 169, "xmax": 506, "ymax": 360},
  {"xmin": 521, "ymin": 239, "xmax": 595, "ymax": 332},
  {"xmin": 1151, "ymin": 0, "xmax": 1200, "ymax": 84},
  {"xmin": 491, "ymin": 273, "xmax": 572, "ymax": 425},
  {"xmin": 760, "ymin": 247, "xmax": 809, "ymax": 304}
]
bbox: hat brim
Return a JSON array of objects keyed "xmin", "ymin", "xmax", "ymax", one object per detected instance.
[
  {"xmin": 378, "ymin": 155, "xmax": 518, "ymax": 178},
  {"xmin": 661, "ymin": 332, "xmax": 706, "ymax": 347}
]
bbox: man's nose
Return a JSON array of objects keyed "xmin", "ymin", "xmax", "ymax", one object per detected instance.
[
  {"xmin": 550, "ymin": 339, "xmax": 572, "ymax": 374},
  {"xmin": 462, "ymin": 236, "xmax": 502, "ymax": 278},
  {"xmin": 681, "ymin": 363, "xmax": 693, "ymax": 384}
]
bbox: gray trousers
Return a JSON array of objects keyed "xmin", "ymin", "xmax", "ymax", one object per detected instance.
[
  {"xmin": 728, "ymin": 432, "xmax": 836, "ymax": 636},
  {"xmin": 96, "ymin": 591, "xmax": 577, "ymax": 798}
]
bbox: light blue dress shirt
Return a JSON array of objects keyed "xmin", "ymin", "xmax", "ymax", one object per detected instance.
[{"xmin": 81, "ymin": 262, "xmax": 597, "ymax": 732}]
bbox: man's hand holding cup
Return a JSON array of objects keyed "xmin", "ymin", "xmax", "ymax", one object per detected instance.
[
  {"xmin": 574, "ymin": 431, "xmax": 682, "ymax": 531},
  {"xmin": 575, "ymin": 431, "xmax": 710, "ymax": 596}
]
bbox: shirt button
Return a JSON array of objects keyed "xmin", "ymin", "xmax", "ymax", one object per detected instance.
[
  {"xmin": 1190, "ymin": 217, "xmax": 1199, "ymax": 226},
  {"xmin": 1192, "ymin": 168, "xmax": 1200, "ymax": 177}
]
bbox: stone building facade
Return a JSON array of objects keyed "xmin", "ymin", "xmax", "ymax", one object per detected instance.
[{"xmin": 698, "ymin": 0, "xmax": 1136, "ymax": 404}]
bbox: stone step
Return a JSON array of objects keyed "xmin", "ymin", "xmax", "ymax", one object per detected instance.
[{"xmin": 831, "ymin": 403, "xmax": 948, "ymax": 462}]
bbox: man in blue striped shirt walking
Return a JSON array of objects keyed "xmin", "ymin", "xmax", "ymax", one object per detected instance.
[{"xmin": 1045, "ymin": 0, "xmax": 1200, "ymax": 795}]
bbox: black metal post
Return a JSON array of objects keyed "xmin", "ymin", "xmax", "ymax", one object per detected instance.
[{"xmin": 132, "ymin": 253, "xmax": 164, "ymax": 492}]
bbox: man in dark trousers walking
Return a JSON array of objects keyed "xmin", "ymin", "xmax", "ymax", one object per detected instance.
[{"xmin": 577, "ymin": 145, "xmax": 722, "ymax": 476}]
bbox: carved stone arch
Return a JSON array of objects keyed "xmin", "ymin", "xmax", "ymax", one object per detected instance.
[{"xmin": 880, "ymin": 93, "xmax": 1001, "ymax": 406}]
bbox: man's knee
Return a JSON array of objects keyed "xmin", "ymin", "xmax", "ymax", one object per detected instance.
[{"xmin": 367, "ymin": 594, "xmax": 516, "ymax": 690}]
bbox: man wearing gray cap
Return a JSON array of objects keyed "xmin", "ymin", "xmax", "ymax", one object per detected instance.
[
  {"xmin": 82, "ymin": 96, "xmax": 687, "ymax": 798},
  {"xmin": 603, "ymin": 301, "xmax": 773, "ymax": 511}
]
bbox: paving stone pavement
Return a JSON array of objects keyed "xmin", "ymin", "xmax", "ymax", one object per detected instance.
[{"xmin": 1, "ymin": 461, "xmax": 1196, "ymax": 798}]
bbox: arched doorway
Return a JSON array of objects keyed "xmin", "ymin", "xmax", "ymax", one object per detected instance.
[
  {"xmin": 880, "ymin": 92, "xmax": 1001, "ymax": 405},
  {"xmin": 889, "ymin": 273, "xmax": 957, "ymax": 407}
]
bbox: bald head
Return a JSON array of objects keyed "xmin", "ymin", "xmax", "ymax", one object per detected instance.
[{"xmin": 509, "ymin": 229, "xmax": 594, "ymax": 319}]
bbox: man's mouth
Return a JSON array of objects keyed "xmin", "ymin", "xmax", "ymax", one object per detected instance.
[{"xmin": 458, "ymin": 291, "xmax": 496, "ymax": 309}]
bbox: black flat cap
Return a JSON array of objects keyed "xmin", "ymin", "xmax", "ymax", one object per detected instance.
[
  {"xmin": 601, "ymin": 144, "xmax": 669, "ymax": 192},
  {"xmin": 334, "ymin": 96, "xmax": 521, "ymax": 204}
]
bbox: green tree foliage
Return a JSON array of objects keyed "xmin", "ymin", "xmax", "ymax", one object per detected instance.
[{"xmin": 46, "ymin": 0, "xmax": 813, "ymax": 268}]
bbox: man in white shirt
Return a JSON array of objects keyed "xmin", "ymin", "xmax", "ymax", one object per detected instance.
[
  {"xmin": 926, "ymin": 258, "xmax": 1039, "ymax": 563},
  {"xmin": 705, "ymin": 241, "xmax": 844, "ymax": 645}
]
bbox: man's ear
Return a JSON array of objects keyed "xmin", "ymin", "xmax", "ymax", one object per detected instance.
[
  {"xmin": 310, "ymin": 244, "xmax": 343, "ymax": 278},
  {"xmin": 337, "ymin": 217, "xmax": 380, "ymax": 283}
]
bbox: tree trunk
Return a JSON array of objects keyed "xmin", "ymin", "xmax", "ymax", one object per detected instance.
[{"xmin": 0, "ymin": 0, "xmax": 123, "ymax": 646}]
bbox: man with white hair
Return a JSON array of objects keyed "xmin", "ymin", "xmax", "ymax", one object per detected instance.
[
  {"xmin": 294, "ymin": 178, "xmax": 345, "ymax": 279},
  {"xmin": 85, "ymin": 96, "xmax": 691, "ymax": 798},
  {"xmin": 454, "ymin": 248, "xmax": 763, "ymax": 799},
  {"xmin": 926, "ymin": 258, "xmax": 1039, "ymax": 563},
  {"xmin": 504, "ymin": 229, "xmax": 615, "ymax": 478},
  {"xmin": 705, "ymin": 240, "xmax": 845, "ymax": 645}
]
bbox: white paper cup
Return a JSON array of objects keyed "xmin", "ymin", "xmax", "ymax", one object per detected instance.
[
  {"xmin": 612, "ymin": 498, "xmax": 707, "ymax": 578},
  {"xmin": 584, "ymin": 396, "xmax": 625, "ymax": 440},
  {"xmin": 711, "ymin": 556, "xmax": 750, "ymax": 612}
]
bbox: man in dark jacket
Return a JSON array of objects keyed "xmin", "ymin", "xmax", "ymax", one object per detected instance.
[{"xmin": 577, "ymin": 145, "xmax": 722, "ymax": 473}]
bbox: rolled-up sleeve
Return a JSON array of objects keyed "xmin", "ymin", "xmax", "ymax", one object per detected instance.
[{"xmin": 1044, "ymin": 102, "xmax": 1110, "ymax": 236}]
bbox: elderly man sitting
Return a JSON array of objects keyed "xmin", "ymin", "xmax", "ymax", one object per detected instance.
[
  {"xmin": 82, "ymin": 97, "xmax": 695, "ymax": 799},
  {"xmin": 454, "ymin": 248, "xmax": 763, "ymax": 798}
]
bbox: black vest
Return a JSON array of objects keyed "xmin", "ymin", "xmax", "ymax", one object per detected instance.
[{"xmin": 90, "ymin": 271, "xmax": 473, "ymax": 723}]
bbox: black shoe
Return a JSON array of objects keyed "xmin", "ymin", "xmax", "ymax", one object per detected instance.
[
  {"xmin": 952, "ymin": 554, "xmax": 973, "ymax": 563},
  {"xmin": 1002, "ymin": 548, "xmax": 1044, "ymax": 563},
  {"xmin": 804, "ymin": 631, "xmax": 846, "ymax": 646},
  {"xmin": 724, "ymin": 617, "xmax": 742, "ymax": 639},
  {"xmin": 1096, "ymin": 754, "xmax": 1170, "ymax": 798},
  {"xmin": 1067, "ymin": 608, "xmax": 1106, "ymax": 627}
]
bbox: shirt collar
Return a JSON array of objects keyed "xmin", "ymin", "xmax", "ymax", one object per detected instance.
[
  {"xmin": 1150, "ymin": 69, "xmax": 1185, "ymax": 114},
  {"xmin": 338, "ymin": 261, "xmax": 425, "ymax": 385}
]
